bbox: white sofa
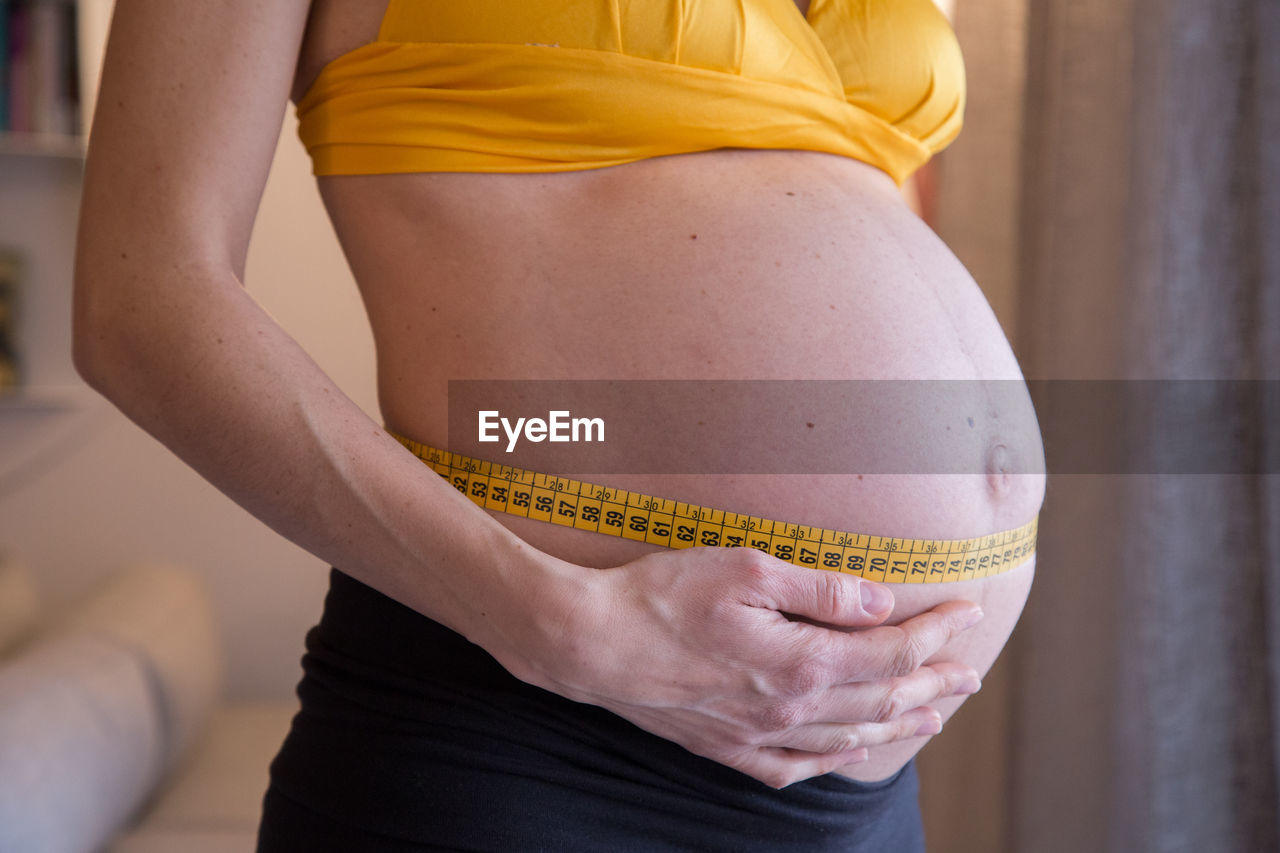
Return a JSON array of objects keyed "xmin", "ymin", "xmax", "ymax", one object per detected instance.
[
  {"xmin": 0, "ymin": 558, "xmax": 298, "ymax": 853},
  {"xmin": 109, "ymin": 702, "xmax": 297, "ymax": 853}
]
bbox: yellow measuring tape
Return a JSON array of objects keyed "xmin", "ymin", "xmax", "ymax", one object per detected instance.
[{"xmin": 393, "ymin": 433, "xmax": 1037, "ymax": 583}]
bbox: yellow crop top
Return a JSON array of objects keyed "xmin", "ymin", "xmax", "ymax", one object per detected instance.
[{"xmin": 295, "ymin": 0, "xmax": 965, "ymax": 185}]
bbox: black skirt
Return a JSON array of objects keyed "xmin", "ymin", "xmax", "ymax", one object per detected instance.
[{"xmin": 257, "ymin": 568, "xmax": 925, "ymax": 852}]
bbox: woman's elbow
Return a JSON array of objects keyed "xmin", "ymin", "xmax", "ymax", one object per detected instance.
[
  {"xmin": 72, "ymin": 275, "xmax": 119, "ymax": 391},
  {"xmin": 71, "ymin": 272, "xmax": 141, "ymax": 399},
  {"xmin": 71, "ymin": 285, "xmax": 113, "ymax": 391}
]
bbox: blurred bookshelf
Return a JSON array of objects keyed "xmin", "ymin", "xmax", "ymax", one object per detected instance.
[
  {"xmin": 1, "ymin": 0, "xmax": 83, "ymax": 145},
  {"xmin": 0, "ymin": 129, "xmax": 83, "ymax": 157},
  {"xmin": 1, "ymin": 0, "xmax": 90, "ymax": 414}
]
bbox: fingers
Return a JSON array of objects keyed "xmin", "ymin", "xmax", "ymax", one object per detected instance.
[
  {"xmin": 779, "ymin": 706, "xmax": 943, "ymax": 755},
  {"xmin": 735, "ymin": 702, "xmax": 944, "ymax": 788},
  {"xmin": 749, "ymin": 556, "xmax": 896, "ymax": 627},
  {"xmin": 733, "ymin": 747, "xmax": 871, "ymax": 790},
  {"xmin": 729, "ymin": 663, "xmax": 982, "ymax": 788},
  {"xmin": 814, "ymin": 660, "xmax": 981, "ymax": 724},
  {"xmin": 818, "ymin": 599, "xmax": 985, "ymax": 684},
  {"xmin": 749, "ymin": 661, "xmax": 978, "ymax": 751},
  {"xmin": 737, "ymin": 698, "xmax": 950, "ymax": 788}
]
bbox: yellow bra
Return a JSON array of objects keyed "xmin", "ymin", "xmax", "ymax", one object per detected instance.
[{"xmin": 296, "ymin": 0, "xmax": 965, "ymax": 185}]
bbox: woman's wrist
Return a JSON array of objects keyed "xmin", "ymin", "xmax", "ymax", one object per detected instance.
[{"xmin": 439, "ymin": 526, "xmax": 598, "ymax": 691}]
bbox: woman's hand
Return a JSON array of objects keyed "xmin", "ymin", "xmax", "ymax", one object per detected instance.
[{"xmin": 498, "ymin": 546, "xmax": 984, "ymax": 790}]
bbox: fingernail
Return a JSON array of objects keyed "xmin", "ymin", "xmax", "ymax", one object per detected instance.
[
  {"xmin": 960, "ymin": 606, "xmax": 984, "ymax": 628},
  {"xmin": 913, "ymin": 716, "xmax": 942, "ymax": 736},
  {"xmin": 956, "ymin": 676, "xmax": 982, "ymax": 695},
  {"xmin": 860, "ymin": 582, "xmax": 892, "ymax": 615}
]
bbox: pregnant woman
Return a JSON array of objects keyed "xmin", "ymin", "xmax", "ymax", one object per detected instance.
[{"xmin": 74, "ymin": 0, "xmax": 1045, "ymax": 849}]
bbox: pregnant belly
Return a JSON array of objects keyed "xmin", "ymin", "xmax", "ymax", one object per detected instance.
[{"xmin": 321, "ymin": 148, "xmax": 1046, "ymax": 782}]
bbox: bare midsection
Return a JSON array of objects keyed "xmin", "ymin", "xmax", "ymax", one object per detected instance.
[{"xmin": 319, "ymin": 148, "xmax": 1045, "ymax": 780}]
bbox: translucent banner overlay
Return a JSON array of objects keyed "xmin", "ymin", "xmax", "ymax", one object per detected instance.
[{"xmin": 444, "ymin": 380, "xmax": 1277, "ymax": 475}]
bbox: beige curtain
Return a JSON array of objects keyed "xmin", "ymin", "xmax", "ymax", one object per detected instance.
[{"xmin": 921, "ymin": 0, "xmax": 1279, "ymax": 850}]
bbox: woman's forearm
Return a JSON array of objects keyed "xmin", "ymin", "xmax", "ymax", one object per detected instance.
[
  {"xmin": 72, "ymin": 257, "xmax": 583, "ymax": 672},
  {"xmin": 68, "ymin": 0, "xmax": 557, "ymax": 658}
]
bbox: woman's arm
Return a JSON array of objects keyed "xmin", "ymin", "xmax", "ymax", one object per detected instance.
[
  {"xmin": 72, "ymin": 0, "xmax": 542, "ymax": 652},
  {"xmin": 74, "ymin": 0, "xmax": 985, "ymax": 789}
]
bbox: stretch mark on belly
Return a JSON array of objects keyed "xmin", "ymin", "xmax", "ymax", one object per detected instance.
[{"xmin": 392, "ymin": 432, "xmax": 1037, "ymax": 584}]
